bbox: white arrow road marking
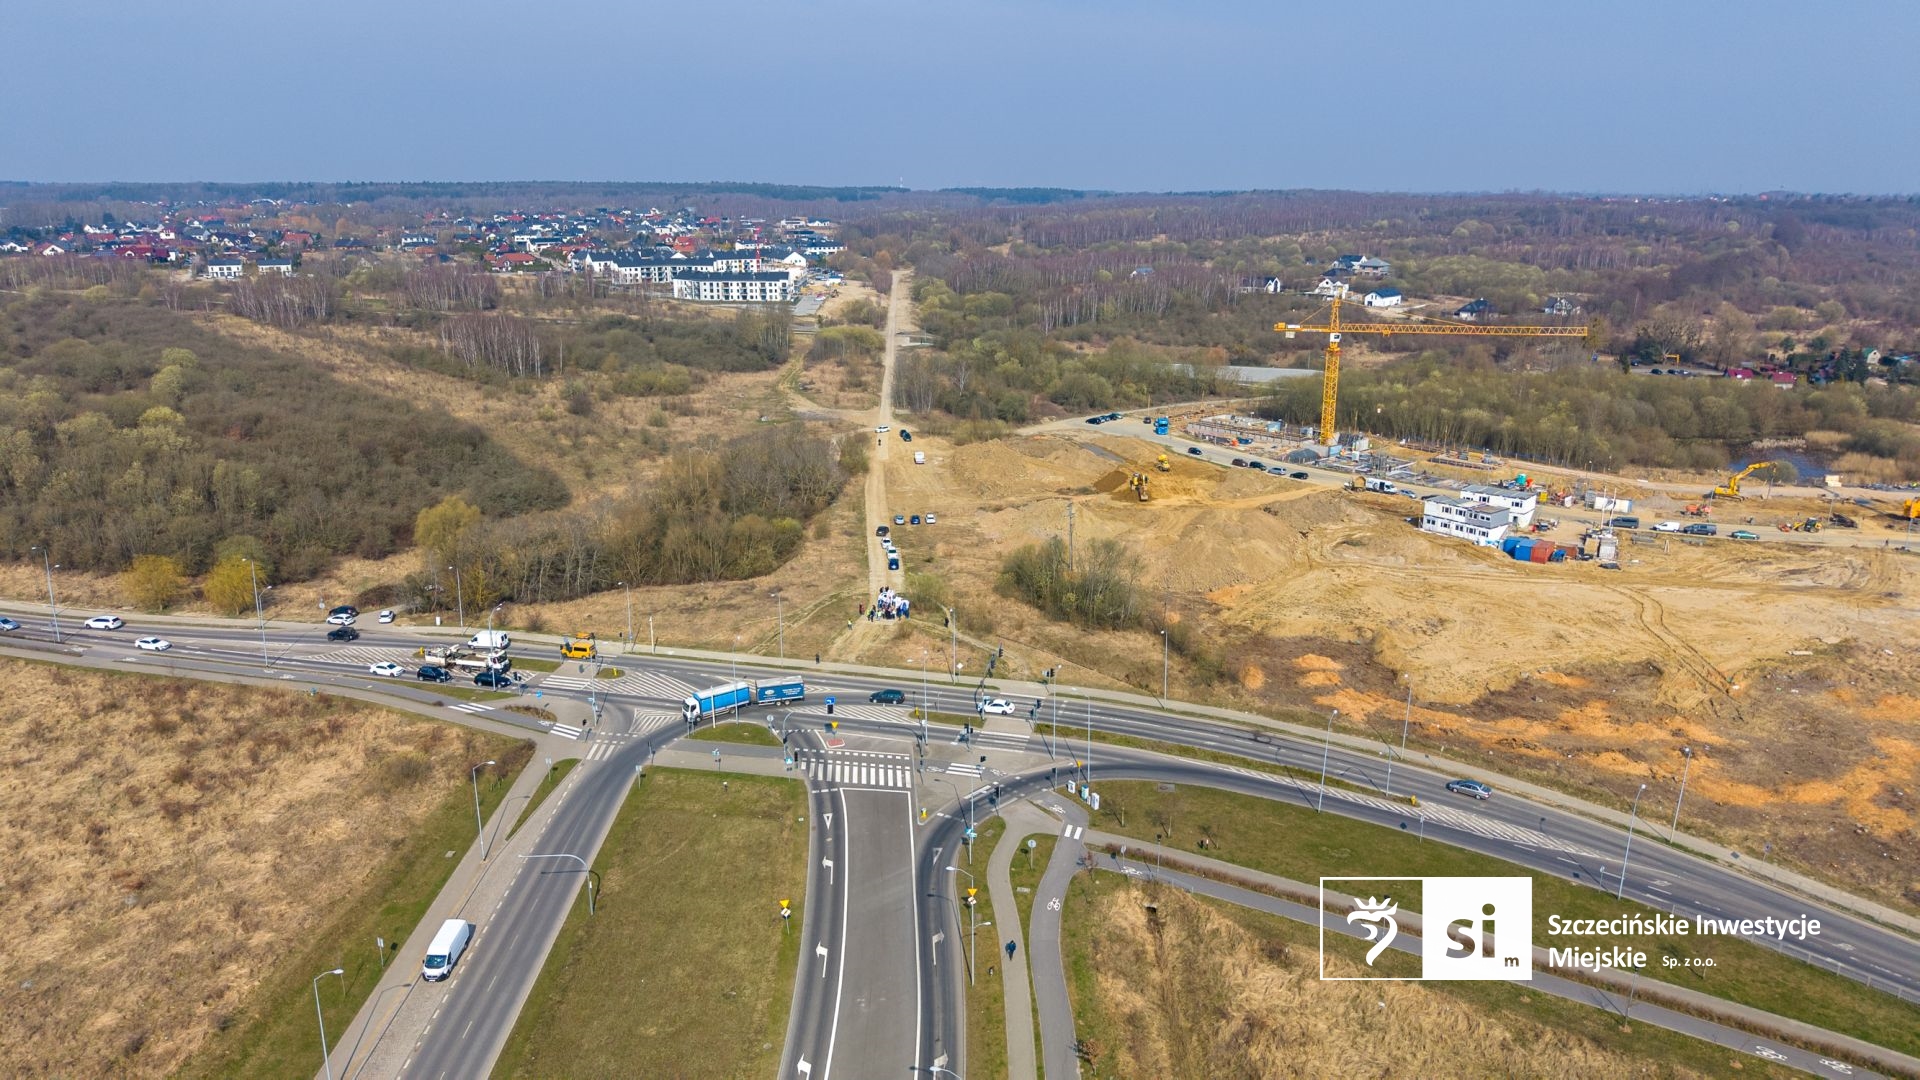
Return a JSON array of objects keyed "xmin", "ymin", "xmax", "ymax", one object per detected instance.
[
  {"xmin": 822, "ymin": 857, "xmax": 834, "ymax": 884},
  {"xmin": 797, "ymin": 1059, "xmax": 812, "ymax": 1077},
  {"xmin": 931, "ymin": 931, "xmax": 944, "ymax": 964},
  {"xmin": 816, "ymin": 943, "xmax": 829, "ymax": 974}
]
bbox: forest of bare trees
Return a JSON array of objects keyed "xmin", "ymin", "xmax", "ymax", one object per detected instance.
[{"xmin": 440, "ymin": 312, "xmax": 546, "ymax": 377}]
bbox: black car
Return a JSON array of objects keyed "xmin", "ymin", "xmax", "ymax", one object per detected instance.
[
  {"xmin": 1231, "ymin": 458, "xmax": 1247, "ymax": 467},
  {"xmin": 473, "ymin": 670, "xmax": 516, "ymax": 689},
  {"xmin": 416, "ymin": 665, "xmax": 453, "ymax": 683},
  {"xmin": 910, "ymin": 514, "xmax": 921, "ymax": 525},
  {"xmin": 1289, "ymin": 471, "xmax": 1310, "ymax": 479},
  {"xmin": 1605, "ymin": 516, "xmax": 1641, "ymax": 530},
  {"xmin": 1246, "ymin": 459, "xmax": 1264, "ymax": 470},
  {"xmin": 900, "ymin": 429, "xmax": 912, "ymax": 441},
  {"xmin": 1105, "ymin": 412, "xmax": 1122, "ymax": 421},
  {"xmin": 869, "ymin": 688, "xmax": 907, "ymax": 704},
  {"xmin": 1084, "ymin": 416, "xmax": 1104, "ymax": 425},
  {"xmin": 329, "ymin": 604, "xmax": 359, "ymax": 618},
  {"xmin": 1682, "ymin": 522, "xmax": 1717, "ymax": 536},
  {"xmin": 326, "ymin": 626, "xmax": 360, "ymax": 642},
  {"xmin": 1187, "ymin": 447, "xmax": 1203, "ymax": 456},
  {"xmin": 876, "ymin": 525, "xmax": 890, "ymax": 537}
]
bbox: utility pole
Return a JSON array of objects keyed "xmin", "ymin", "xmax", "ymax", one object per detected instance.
[
  {"xmin": 619, "ymin": 581, "xmax": 632, "ymax": 649},
  {"xmin": 1160, "ymin": 629, "xmax": 1169, "ymax": 702},
  {"xmin": 246, "ymin": 557, "xmax": 269, "ymax": 668},
  {"xmin": 449, "ymin": 564, "xmax": 465, "ymax": 630},
  {"xmin": 1066, "ymin": 503, "xmax": 1075, "ymax": 572}
]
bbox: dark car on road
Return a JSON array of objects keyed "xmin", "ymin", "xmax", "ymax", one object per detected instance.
[
  {"xmin": 1682, "ymin": 523, "xmax": 1717, "ymax": 536},
  {"xmin": 329, "ymin": 604, "xmax": 359, "ymax": 619},
  {"xmin": 869, "ymin": 688, "xmax": 907, "ymax": 704},
  {"xmin": 1289, "ymin": 471, "xmax": 1310, "ymax": 480},
  {"xmin": 1246, "ymin": 459, "xmax": 1264, "ymax": 470},
  {"xmin": 1231, "ymin": 458, "xmax": 1247, "ymax": 468},
  {"xmin": 876, "ymin": 525, "xmax": 890, "ymax": 537},
  {"xmin": 1446, "ymin": 779, "xmax": 1494, "ymax": 800},
  {"xmin": 1604, "ymin": 516, "xmax": 1641, "ymax": 530},
  {"xmin": 473, "ymin": 670, "xmax": 516, "ymax": 689},
  {"xmin": 326, "ymin": 625, "xmax": 360, "ymax": 642},
  {"xmin": 416, "ymin": 665, "xmax": 453, "ymax": 683},
  {"xmin": 1187, "ymin": 447, "xmax": 1203, "ymax": 456},
  {"xmin": 900, "ymin": 430, "xmax": 912, "ymax": 441}
]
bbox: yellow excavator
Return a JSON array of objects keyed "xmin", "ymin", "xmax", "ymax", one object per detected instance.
[
  {"xmin": 1898, "ymin": 497, "xmax": 1920, "ymax": 521},
  {"xmin": 1128, "ymin": 472, "xmax": 1151, "ymax": 501},
  {"xmin": 1710, "ymin": 461, "xmax": 1785, "ymax": 500},
  {"xmin": 1155, "ymin": 453, "xmax": 1171, "ymax": 472}
]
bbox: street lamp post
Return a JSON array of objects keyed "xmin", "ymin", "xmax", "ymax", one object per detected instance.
[
  {"xmin": 449, "ymin": 565, "xmax": 465, "ymax": 629},
  {"xmin": 470, "ymin": 760, "xmax": 496, "ymax": 858},
  {"xmin": 1159, "ymin": 629, "xmax": 1169, "ymax": 702},
  {"xmin": 313, "ymin": 967, "xmax": 344, "ymax": 1080},
  {"xmin": 1670, "ymin": 746, "xmax": 1694, "ymax": 839},
  {"xmin": 920, "ymin": 650, "xmax": 930, "ymax": 745},
  {"xmin": 1316, "ymin": 709, "xmax": 1338, "ymax": 812},
  {"xmin": 245, "ymin": 557, "xmax": 269, "ymax": 668},
  {"xmin": 1387, "ymin": 676, "xmax": 1412, "ymax": 798},
  {"xmin": 1617, "ymin": 783, "xmax": 1648, "ymax": 900},
  {"xmin": 943, "ymin": 605, "xmax": 957, "ymax": 682},
  {"xmin": 30, "ymin": 546, "xmax": 60, "ymax": 643},
  {"xmin": 518, "ymin": 853, "xmax": 598, "ymax": 914},
  {"xmin": 947, "ymin": 864, "xmax": 979, "ymax": 986}
]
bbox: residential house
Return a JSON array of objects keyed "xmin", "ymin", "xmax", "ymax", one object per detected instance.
[
  {"xmin": 1770, "ymin": 372, "xmax": 1797, "ymax": 389},
  {"xmin": 1726, "ymin": 367, "xmax": 1757, "ymax": 381},
  {"xmin": 1362, "ymin": 288, "xmax": 1403, "ymax": 308},
  {"xmin": 1129, "ymin": 266, "xmax": 1155, "ymax": 279},
  {"xmin": 203, "ymin": 258, "xmax": 245, "ymax": 280},
  {"xmin": 257, "ymin": 258, "xmax": 294, "ymax": 276},
  {"xmin": 1238, "ymin": 276, "xmax": 1284, "ymax": 294},
  {"xmin": 800, "ymin": 238, "xmax": 845, "ymax": 257},
  {"xmin": 1311, "ymin": 276, "xmax": 1350, "ymax": 299},
  {"xmin": 35, "ymin": 243, "xmax": 68, "ymax": 256},
  {"xmin": 1454, "ymin": 298, "xmax": 1495, "ymax": 321},
  {"xmin": 1420, "ymin": 496, "xmax": 1512, "ymax": 547},
  {"xmin": 399, "ymin": 233, "xmax": 437, "ymax": 249},
  {"xmin": 670, "ymin": 269, "xmax": 797, "ymax": 304},
  {"xmin": 1354, "ymin": 256, "xmax": 1391, "ymax": 278},
  {"xmin": 1331, "ymin": 254, "xmax": 1363, "ymax": 271},
  {"xmin": 1543, "ymin": 295, "xmax": 1583, "ymax": 317}
]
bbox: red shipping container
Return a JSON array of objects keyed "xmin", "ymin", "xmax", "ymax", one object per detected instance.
[{"xmin": 1528, "ymin": 543, "xmax": 1554, "ymax": 563}]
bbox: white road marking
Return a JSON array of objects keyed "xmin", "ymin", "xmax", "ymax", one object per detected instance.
[{"xmin": 548, "ymin": 723, "xmax": 585, "ymax": 740}]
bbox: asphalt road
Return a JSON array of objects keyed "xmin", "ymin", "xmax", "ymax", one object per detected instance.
[{"xmin": 5, "ymin": 606, "xmax": 1918, "ymax": 1076}]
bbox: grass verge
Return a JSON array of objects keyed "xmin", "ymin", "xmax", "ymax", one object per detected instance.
[
  {"xmin": 1060, "ymin": 872, "xmax": 1798, "ymax": 1077},
  {"xmin": 688, "ymin": 722, "xmax": 783, "ymax": 747},
  {"xmin": 1080, "ymin": 780, "xmax": 1920, "ymax": 1057},
  {"xmin": 595, "ymin": 666, "xmax": 623, "ymax": 679},
  {"xmin": 963, "ymin": 817, "xmax": 1009, "ymax": 1080},
  {"xmin": 492, "ymin": 768, "xmax": 807, "ymax": 1078},
  {"xmin": 513, "ymin": 657, "xmax": 562, "ymax": 673},
  {"xmin": 178, "ymin": 739, "xmax": 535, "ymax": 1079},
  {"xmin": 507, "ymin": 759, "xmax": 579, "ymax": 841}
]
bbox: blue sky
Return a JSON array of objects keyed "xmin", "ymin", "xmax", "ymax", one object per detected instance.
[{"xmin": 4, "ymin": 0, "xmax": 1915, "ymax": 193}]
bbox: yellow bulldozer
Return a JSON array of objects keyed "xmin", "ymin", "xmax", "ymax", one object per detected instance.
[{"xmin": 1128, "ymin": 472, "xmax": 1151, "ymax": 501}]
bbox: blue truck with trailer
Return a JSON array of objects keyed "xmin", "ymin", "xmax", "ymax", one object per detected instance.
[{"xmin": 682, "ymin": 676, "xmax": 806, "ymax": 723}]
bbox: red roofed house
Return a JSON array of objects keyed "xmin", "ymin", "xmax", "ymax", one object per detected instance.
[{"xmin": 1770, "ymin": 372, "xmax": 1797, "ymax": 389}]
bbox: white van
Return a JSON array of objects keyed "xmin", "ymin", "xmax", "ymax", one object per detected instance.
[
  {"xmin": 467, "ymin": 630, "xmax": 511, "ymax": 651},
  {"xmin": 422, "ymin": 918, "xmax": 473, "ymax": 982},
  {"xmin": 913, "ymin": 451, "xmax": 926, "ymax": 465}
]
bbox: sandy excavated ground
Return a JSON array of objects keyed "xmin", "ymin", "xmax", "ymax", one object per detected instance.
[
  {"xmin": 845, "ymin": 431, "xmax": 1920, "ymax": 909},
  {"xmin": 0, "ymin": 661, "xmax": 519, "ymax": 1078}
]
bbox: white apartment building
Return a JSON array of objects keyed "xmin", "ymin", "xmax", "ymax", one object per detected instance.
[
  {"xmin": 670, "ymin": 270, "xmax": 796, "ymax": 303},
  {"xmin": 1460, "ymin": 484, "xmax": 1538, "ymax": 528},
  {"xmin": 1420, "ymin": 496, "xmax": 1512, "ymax": 546},
  {"xmin": 203, "ymin": 258, "xmax": 245, "ymax": 280}
]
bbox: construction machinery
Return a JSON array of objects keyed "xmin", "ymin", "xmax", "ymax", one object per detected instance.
[
  {"xmin": 1710, "ymin": 461, "xmax": 1786, "ymax": 500},
  {"xmin": 1127, "ymin": 472, "xmax": 1151, "ymax": 501},
  {"xmin": 1154, "ymin": 453, "xmax": 1171, "ymax": 472},
  {"xmin": 1830, "ymin": 512, "xmax": 1858, "ymax": 528},
  {"xmin": 1682, "ymin": 503, "xmax": 1713, "ymax": 517},
  {"xmin": 1898, "ymin": 497, "xmax": 1920, "ymax": 521},
  {"xmin": 1276, "ymin": 297, "xmax": 1590, "ymax": 447}
]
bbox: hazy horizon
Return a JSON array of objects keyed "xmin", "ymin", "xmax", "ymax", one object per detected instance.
[{"xmin": 5, "ymin": 0, "xmax": 1916, "ymax": 194}]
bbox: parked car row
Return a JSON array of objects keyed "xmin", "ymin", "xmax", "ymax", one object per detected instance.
[{"xmin": 1083, "ymin": 411, "xmax": 1125, "ymax": 425}]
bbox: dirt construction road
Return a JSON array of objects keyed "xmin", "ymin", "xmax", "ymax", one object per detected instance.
[{"xmin": 837, "ymin": 270, "xmax": 911, "ymax": 656}]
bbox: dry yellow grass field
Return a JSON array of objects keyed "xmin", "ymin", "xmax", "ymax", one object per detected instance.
[
  {"xmin": 1066, "ymin": 878, "xmax": 1786, "ymax": 1079},
  {"xmin": 0, "ymin": 660, "xmax": 523, "ymax": 1077}
]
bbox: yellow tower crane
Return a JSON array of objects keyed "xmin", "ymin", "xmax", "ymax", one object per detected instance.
[{"xmin": 1276, "ymin": 297, "xmax": 1591, "ymax": 447}]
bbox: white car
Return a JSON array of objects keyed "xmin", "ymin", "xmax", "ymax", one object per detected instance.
[
  {"xmin": 875, "ymin": 424, "xmax": 890, "ymax": 433},
  {"xmin": 0, "ymin": 617, "xmax": 19, "ymax": 632},
  {"xmin": 134, "ymin": 637, "xmax": 171, "ymax": 651},
  {"xmin": 378, "ymin": 610, "xmax": 395, "ymax": 624},
  {"xmin": 1652, "ymin": 520, "xmax": 1683, "ymax": 533},
  {"xmin": 925, "ymin": 513, "xmax": 937, "ymax": 524},
  {"xmin": 84, "ymin": 615, "xmax": 125, "ymax": 630},
  {"xmin": 369, "ymin": 661, "xmax": 406, "ymax": 678},
  {"xmin": 979, "ymin": 698, "xmax": 1016, "ymax": 715},
  {"xmin": 325, "ymin": 612, "xmax": 357, "ymax": 626}
]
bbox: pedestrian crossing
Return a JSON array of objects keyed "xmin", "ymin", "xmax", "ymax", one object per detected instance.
[
  {"xmin": 450, "ymin": 702, "xmax": 494, "ymax": 715},
  {"xmin": 548, "ymin": 722, "xmax": 585, "ymax": 740},
  {"xmin": 629, "ymin": 712, "xmax": 681, "ymax": 737},
  {"xmin": 309, "ymin": 645, "xmax": 417, "ymax": 666},
  {"xmin": 945, "ymin": 760, "xmax": 985, "ymax": 778},
  {"xmin": 539, "ymin": 673, "xmax": 602, "ymax": 691},
  {"xmin": 823, "ymin": 703, "xmax": 920, "ymax": 724},
  {"xmin": 970, "ymin": 730, "xmax": 1031, "ymax": 752},
  {"xmin": 801, "ymin": 751, "xmax": 913, "ymax": 790}
]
